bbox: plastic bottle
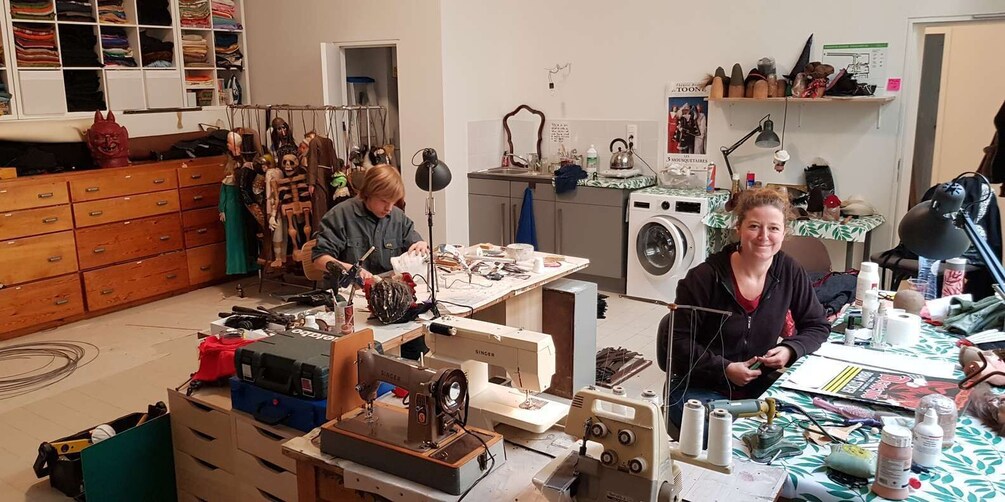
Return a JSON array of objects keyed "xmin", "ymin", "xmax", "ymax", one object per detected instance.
[
  {"xmin": 871, "ymin": 302, "xmax": 887, "ymax": 348},
  {"xmin": 912, "ymin": 409, "xmax": 944, "ymax": 468},
  {"xmin": 942, "ymin": 257, "xmax": 967, "ymax": 297},
  {"xmin": 862, "ymin": 290, "xmax": 879, "ymax": 329},
  {"xmin": 872, "ymin": 425, "xmax": 913, "ymax": 500},
  {"xmin": 855, "ymin": 262, "xmax": 880, "ymax": 306},
  {"xmin": 585, "ymin": 144, "xmax": 599, "ymax": 173},
  {"xmin": 917, "ymin": 256, "xmax": 941, "ymax": 300}
]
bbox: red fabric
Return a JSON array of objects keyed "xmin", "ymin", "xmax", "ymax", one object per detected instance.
[
  {"xmin": 781, "ymin": 310, "xmax": 795, "ymax": 338},
  {"xmin": 731, "ymin": 273, "xmax": 761, "ymax": 313},
  {"xmin": 192, "ymin": 335, "xmax": 257, "ymax": 382}
]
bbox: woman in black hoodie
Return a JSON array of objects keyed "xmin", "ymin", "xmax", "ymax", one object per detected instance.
[{"xmin": 656, "ymin": 188, "xmax": 830, "ymax": 429}]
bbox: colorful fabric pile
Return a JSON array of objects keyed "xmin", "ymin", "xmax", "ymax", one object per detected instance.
[
  {"xmin": 184, "ymin": 72, "xmax": 214, "ymax": 89},
  {"xmin": 211, "ymin": 0, "xmax": 240, "ymax": 30},
  {"xmin": 11, "ymin": 0, "xmax": 55, "ymax": 20},
  {"xmin": 182, "ymin": 34, "xmax": 209, "ymax": 67},
  {"xmin": 97, "ymin": 0, "xmax": 127, "ymax": 24},
  {"xmin": 140, "ymin": 31, "xmax": 173, "ymax": 67},
  {"xmin": 64, "ymin": 70, "xmax": 105, "ymax": 112},
  {"xmin": 101, "ymin": 27, "xmax": 136, "ymax": 67},
  {"xmin": 137, "ymin": 0, "xmax": 171, "ymax": 26},
  {"xmin": 214, "ymin": 32, "xmax": 242, "ymax": 68},
  {"xmin": 56, "ymin": 0, "xmax": 95, "ymax": 22},
  {"xmin": 14, "ymin": 24, "xmax": 60, "ymax": 68},
  {"xmin": 179, "ymin": 0, "xmax": 210, "ymax": 28},
  {"xmin": 59, "ymin": 24, "xmax": 101, "ymax": 67}
]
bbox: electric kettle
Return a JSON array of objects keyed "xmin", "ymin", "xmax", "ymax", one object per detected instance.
[{"xmin": 609, "ymin": 138, "xmax": 635, "ymax": 170}]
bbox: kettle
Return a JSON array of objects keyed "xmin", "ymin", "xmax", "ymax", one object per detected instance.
[{"xmin": 609, "ymin": 138, "xmax": 634, "ymax": 170}]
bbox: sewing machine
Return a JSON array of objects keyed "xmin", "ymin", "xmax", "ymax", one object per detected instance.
[
  {"xmin": 424, "ymin": 316, "xmax": 567, "ymax": 433},
  {"xmin": 533, "ymin": 388, "xmax": 683, "ymax": 502},
  {"xmin": 319, "ymin": 347, "xmax": 506, "ymax": 495}
]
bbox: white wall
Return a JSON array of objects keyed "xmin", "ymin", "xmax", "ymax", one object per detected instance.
[
  {"xmin": 243, "ymin": 0, "xmax": 445, "ymax": 237},
  {"xmin": 441, "ymin": 0, "xmax": 1005, "ymax": 263}
]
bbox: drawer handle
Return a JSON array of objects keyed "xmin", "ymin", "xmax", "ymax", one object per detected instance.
[
  {"xmin": 199, "ymin": 265, "xmax": 211, "ymax": 271},
  {"xmin": 190, "ymin": 428, "xmax": 217, "ymax": 442},
  {"xmin": 93, "ymin": 247, "xmax": 106, "ymax": 254},
  {"xmin": 159, "ymin": 235, "xmax": 171, "ymax": 241},
  {"xmin": 193, "ymin": 457, "xmax": 220, "ymax": 471},
  {"xmin": 256, "ymin": 488, "xmax": 283, "ymax": 502},
  {"xmin": 166, "ymin": 273, "xmax": 178, "ymax": 280},
  {"xmin": 54, "ymin": 298, "xmax": 69, "ymax": 306},
  {"xmin": 89, "ymin": 210, "xmax": 103, "ymax": 217},
  {"xmin": 42, "ymin": 217, "xmax": 59, "ymax": 224},
  {"xmin": 85, "ymin": 187, "xmax": 100, "ymax": 193},
  {"xmin": 256, "ymin": 457, "xmax": 286, "ymax": 474},
  {"xmin": 48, "ymin": 256, "xmax": 62, "ymax": 263},
  {"xmin": 187, "ymin": 401, "xmax": 213, "ymax": 413},
  {"xmin": 100, "ymin": 288, "xmax": 114, "ymax": 295},
  {"xmin": 155, "ymin": 200, "xmax": 169, "ymax": 206},
  {"xmin": 190, "ymin": 174, "xmax": 203, "ymax": 180},
  {"xmin": 196, "ymin": 228, "xmax": 208, "ymax": 234},
  {"xmin": 153, "ymin": 178, "xmax": 166, "ymax": 184},
  {"xmin": 254, "ymin": 426, "xmax": 284, "ymax": 441},
  {"xmin": 37, "ymin": 192, "xmax": 54, "ymax": 199},
  {"xmin": 192, "ymin": 195, "xmax": 204, "ymax": 201}
]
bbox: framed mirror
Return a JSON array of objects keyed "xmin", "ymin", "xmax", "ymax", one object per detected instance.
[{"xmin": 503, "ymin": 104, "xmax": 545, "ymax": 167}]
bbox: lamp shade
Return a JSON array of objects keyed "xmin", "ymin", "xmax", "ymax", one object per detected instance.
[
  {"xmin": 754, "ymin": 118, "xmax": 780, "ymax": 148},
  {"xmin": 898, "ymin": 182, "xmax": 971, "ymax": 260},
  {"xmin": 415, "ymin": 148, "xmax": 452, "ymax": 192}
]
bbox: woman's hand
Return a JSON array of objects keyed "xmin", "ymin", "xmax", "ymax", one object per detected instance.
[
  {"xmin": 758, "ymin": 345, "xmax": 795, "ymax": 369},
  {"xmin": 356, "ymin": 268, "xmax": 374, "ymax": 282},
  {"xmin": 408, "ymin": 241, "xmax": 429, "ymax": 255},
  {"xmin": 725, "ymin": 358, "xmax": 762, "ymax": 386}
]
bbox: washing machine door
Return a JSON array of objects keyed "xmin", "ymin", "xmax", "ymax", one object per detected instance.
[{"xmin": 635, "ymin": 216, "xmax": 693, "ymax": 277}]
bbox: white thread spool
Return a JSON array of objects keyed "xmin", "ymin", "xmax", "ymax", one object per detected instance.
[
  {"xmin": 679, "ymin": 399, "xmax": 705, "ymax": 457},
  {"xmin": 533, "ymin": 256, "xmax": 545, "ymax": 274},
  {"xmin": 885, "ymin": 312, "xmax": 921, "ymax": 346},
  {"xmin": 706, "ymin": 408, "xmax": 733, "ymax": 467},
  {"xmin": 90, "ymin": 424, "xmax": 116, "ymax": 443}
]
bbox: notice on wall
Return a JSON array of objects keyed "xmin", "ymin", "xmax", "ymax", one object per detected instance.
[
  {"xmin": 549, "ymin": 121, "xmax": 570, "ymax": 145},
  {"xmin": 665, "ymin": 81, "xmax": 709, "ymax": 170},
  {"xmin": 821, "ymin": 42, "xmax": 889, "ymax": 92}
]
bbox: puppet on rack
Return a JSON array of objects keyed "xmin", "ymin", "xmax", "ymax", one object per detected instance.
[{"xmin": 273, "ymin": 145, "xmax": 313, "ymax": 263}]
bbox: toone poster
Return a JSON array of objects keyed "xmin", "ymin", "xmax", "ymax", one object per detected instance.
[{"xmin": 665, "ymin": 81, "xmax": 709, "ymax": 169}]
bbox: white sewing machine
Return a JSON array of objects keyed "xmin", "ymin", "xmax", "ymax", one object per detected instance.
[{"xmin": 424, "ymin": 316, "xmax": 568, "ymax": 433}]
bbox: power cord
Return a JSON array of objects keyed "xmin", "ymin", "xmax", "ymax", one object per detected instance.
[{"xmin": 0, "ymin": 341, "xmax": 99, "ymax": 399}]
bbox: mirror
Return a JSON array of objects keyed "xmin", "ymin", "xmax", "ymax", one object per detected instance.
[{"xmin": 503, "ymin": 104, "xmax": 545, "ymax": 167}]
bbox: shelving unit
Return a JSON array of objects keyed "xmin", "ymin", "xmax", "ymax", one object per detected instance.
[
  {"xmin": 0, "ymin": 0, "xmax": 249, "ymax": 119},
  {"xmin": 0, "ymin": 7, "xmax": 14, "ymax": 119},
  {"xmin": 710, "ymin": 95, "xmax": 896, "ymax": 129}
]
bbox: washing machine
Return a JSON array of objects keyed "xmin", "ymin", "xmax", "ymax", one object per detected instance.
[{"xmin": 626, "ymin": 190, "xmax": 711, "ymax": 303}]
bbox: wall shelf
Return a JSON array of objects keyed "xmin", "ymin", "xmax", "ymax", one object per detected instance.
[{"xmin": 709, "ymin": 95, "xmax": 896, "ymax": 129}]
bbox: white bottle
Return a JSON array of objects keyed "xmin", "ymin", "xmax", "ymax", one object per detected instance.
[
  {"xmin": 856, "ymin": 262, "xmax": 880, "ymax": 306},
  {"xmin": 585, "ymin": 144, "xmax": 599, "ymax": 173},
  {"xmin": 862, "ymin": 290, "xmax": 879, "ymax": 329},
  {"xmin": 912, "ymin": 409, "xmax": 944, "ymax": 468}
]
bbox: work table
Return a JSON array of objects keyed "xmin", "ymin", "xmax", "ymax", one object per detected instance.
[{"xmin": 468, "ymin": 168, "xmax": 656, "ymax": 191}]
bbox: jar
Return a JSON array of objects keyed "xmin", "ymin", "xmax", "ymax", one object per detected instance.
[{"xmin": 871, "ymin": 425, "xmax": 912, "ymax": 500}]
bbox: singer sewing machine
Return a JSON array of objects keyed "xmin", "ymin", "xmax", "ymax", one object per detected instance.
[
  {"xmin": 534, "ymin": 388, "xmax": 683, "ymax": 502},
  {"xmin": 424, "ymin": 316, "xmax": 568, "ymax": 433},
  {"xmin": 319, "ymin": 347, "xmax": 506, "ymax": 495}
]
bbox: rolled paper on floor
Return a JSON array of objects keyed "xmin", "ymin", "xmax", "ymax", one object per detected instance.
[
  {"xmin": 885, "ymin": 312, "xmax": 921, "ymax": 346},
  {"xmin": 707, "ymin": 408, "xmax": 733, "ymax": 467},
  {"xmin": 679, "ymin": 399, "xmax": 705, "ymax": 457}
]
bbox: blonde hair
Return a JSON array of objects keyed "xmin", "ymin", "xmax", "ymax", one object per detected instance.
[
  {"xmin": 732, "ymin": 187, "xmax": 794, "ymax": 229},
  {"xmin": 358, "ymin": 164, "xmax": 405, "ymax": 202}
]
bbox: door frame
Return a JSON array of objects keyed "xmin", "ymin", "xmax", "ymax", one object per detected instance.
[{"xmin": 320, "ymin": 40, "xmax": 399, "ymax": 107}]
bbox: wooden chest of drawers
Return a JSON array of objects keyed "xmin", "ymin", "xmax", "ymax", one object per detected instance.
[
  {"xmin": 82, "ymin": 251, "xmax": 189, "ymax": 311},
  {"xmin": 73, "ymin": 189, "xmax": 181, "ymax": 228},
  {"xmin": 75, "ymin": 214, "xmax": 184, "ymax": 270},
  {"xmin": 0, "ymin": 205, "xmax": 73, "ymax": 240},
  {"xmin": 0, "ymin": 274, "xmax": 84, "ymax": 335},
  {"xmin": 69, "ymin": 167, "xmax": 177, "ymax": 202},
  {"xmin": 0, "ymin": 231, "xmax": 78, "ymax": 286}
]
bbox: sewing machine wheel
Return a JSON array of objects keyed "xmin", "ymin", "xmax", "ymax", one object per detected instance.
[{"xmin": 434, "ymin": 368, "xmax": 468, "ymax": 415}]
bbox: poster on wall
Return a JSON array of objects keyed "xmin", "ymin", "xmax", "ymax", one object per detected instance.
[
  {"xmin": 665, "ymin": 81, "xmax": 709, "ymax": 169},
  {"xmin": 821, "ymin": 42, "xmax": 888, "ymax": 93}
]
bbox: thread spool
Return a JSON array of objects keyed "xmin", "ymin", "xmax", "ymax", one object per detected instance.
[
  {"xmin": 916, "ymin": 394, "xmax": 958, "ymax": 448},
  {"xmin": 884, "ymin": 312, "xmax": 921, "ymax": 346},
  {"xmin": 679, "ymin": 399, "xmax": 705, "ymax": 457},
  {"xmin": 641, "ymin": 389, "xmax": 662, "ymax": 408},
  {"xmin": 533, "ymin": 256, "xmax": 545, "ymax": 274},
  {"xmin": 706, "ymin": 408, "xmax": 733, "ymax": 467}
]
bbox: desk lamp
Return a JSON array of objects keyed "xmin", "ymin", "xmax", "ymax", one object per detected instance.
[
  {"xmin": 720, "ymin": 114, "xmax": 780, "ymax": 180},
  {"xmin": 414, "ymin": 148, "xmax": 452, "ymax": 317},
  {"xmin": 898, "ymin": 173, "xmax": 1005, "ymax": 296}
]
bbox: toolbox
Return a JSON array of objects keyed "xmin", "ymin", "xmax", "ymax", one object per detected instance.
[{"xmin": 229, "ymin": 377, "xmax": 328, "ymax": 433}]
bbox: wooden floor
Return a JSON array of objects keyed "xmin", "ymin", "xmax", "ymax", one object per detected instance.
[{"xmin": 0, "ymin": 280, "xmax": 670, "ymax": 501}]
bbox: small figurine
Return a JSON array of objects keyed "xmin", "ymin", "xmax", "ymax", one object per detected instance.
[{"xmin": 86, "ymin": 111, "xmax": 130, "ymax": 168}]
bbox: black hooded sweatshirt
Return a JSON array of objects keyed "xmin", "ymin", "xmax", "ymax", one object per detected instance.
[{"xmin": 656, "ymin": 243, "xmax": 831, "ymax": 397}]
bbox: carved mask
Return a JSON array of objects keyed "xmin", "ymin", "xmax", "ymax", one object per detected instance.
[
  {"xmin": 281, "ymin": 153, "xmax": 299, "ymax": 176},
  {"xmin": 271, "ymin": 117, "xmax": 294, "ymax": 149},
  {"xmin": 87, "ymin": 111, "xmax": 130, "ymax": 168}
]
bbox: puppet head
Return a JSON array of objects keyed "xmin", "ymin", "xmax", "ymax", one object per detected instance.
[
  {"xmin": 87, "ymin": 111, "xmax": 130, "ymax": 168},
  {"xmin": 270, "ymin": 117, "xmax": 294, "ymax": 149},
  {"xmin": 226, "ymin": 131, "xmax": 243, "ymax": 158},
  {"xmin": 277, "ymin": 145, "xmax": 300, "ymax": 177}
]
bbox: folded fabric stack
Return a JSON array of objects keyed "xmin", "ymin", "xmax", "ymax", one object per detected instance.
[
  {"xmin": 140, "ymin": 32, "xmax": 173, "ymax": 67},
  {"xmin": 101, "ymin": 27, "xmax": 136, "ymax": 67},
  {"xmin": 137, "ymin": 0, "xmax": 170, "ymax": 26},
  {"xmin": 211, "ymin": 0, "xmax": 240, "ymax": 30},
  {"xmin": 64, "ymin": 71, "xmax": 105, "ymax": 112},
  {"xmin": 56, "ymin": 0, "xmax": 94, "ymax": 22},
  {"xmin": 179, "ymin": 0, "xmax": 210, "ymax": 28},
  {"xmin": 182, "ymin": 34, "xmax": 209, "ymax": 67},
  {"xmin": 97, "ymin": 0, "xmax": 126, "ymax": 24},
  {"xmin": 59, "ymin": 24, "xmax": 101, "ymax": 67},
  {"xmin": 14, "ymin": 24, "xmax": 60, "ymax": 68},
  {"xmin": 0, "ymin": 38, "xmax": 5, "ymax": 64},
  {"xmin": 185, "ymin": 72, "xmax": 214, "ymax": 89},
  {"xmin": 214, "ymin": 32, "xmax": 242, "ymax": 68},
  {"xmin": 11, "ymin": 0, "xmax": 55, "ymax": 20}
]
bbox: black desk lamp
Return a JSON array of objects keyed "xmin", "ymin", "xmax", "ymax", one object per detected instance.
[
  {"xmin": 898, "ymin": 173, "xmax": 1005, "ymax": 296},
  {"xmin": 414, "ymin": 148, "xmax": 452, "ymax": 317},
  {"xmin": 720, "ymin": 114, "xmax": 780, "ymax": 179}
]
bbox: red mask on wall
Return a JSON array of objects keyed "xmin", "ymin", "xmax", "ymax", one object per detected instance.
[{"xmin": 87, "ymin": 111, "xmax": 130, "ymax": 168}]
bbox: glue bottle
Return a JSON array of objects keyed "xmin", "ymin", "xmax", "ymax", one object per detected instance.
[
  {"xmin": 872, "ymin": 425, "xmax": 913, "ymax": 500},
  {"xmin": 585, "ymin": 144, "xmax": 599, "ymax": 174},
  {"xmin": 912, "ymin": 409, "xmax": 944, "ymax": 469},
  {"xmin": 856, "ymin": 262, "xmax": 880, "ymax": 306}
]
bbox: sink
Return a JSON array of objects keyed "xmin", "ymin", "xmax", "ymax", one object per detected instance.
[{"xmin": 483, "ymin": 167, "xmax": 544, "ymax": 176}]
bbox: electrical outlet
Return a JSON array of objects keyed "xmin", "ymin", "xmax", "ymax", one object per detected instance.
[{"xmin": 626, "ymin": 124, "xmax": 638, "ymax": 150}]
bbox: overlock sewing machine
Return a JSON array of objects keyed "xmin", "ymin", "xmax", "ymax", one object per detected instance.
[
  {"xmin": 319, "ymin": 347, "xmax": 506, "ymax": 495},
  {"xmin": 424, "ymin": 316, "xmax": 568, "ymax": 433}
]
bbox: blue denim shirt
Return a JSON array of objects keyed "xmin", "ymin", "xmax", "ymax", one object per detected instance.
[{"xmin": 312, "ymin": 198, "xmax": 422, "ymax": 275}]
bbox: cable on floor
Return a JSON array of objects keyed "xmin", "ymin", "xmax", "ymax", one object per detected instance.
[{"xmin": 0, "ymin": 341, "xmax": 99, "ymax": 399}]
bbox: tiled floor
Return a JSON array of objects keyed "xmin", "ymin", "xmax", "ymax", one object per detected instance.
[{"xmin": 0, "ymin": 281, "xmax": 668, "ymax": 500}]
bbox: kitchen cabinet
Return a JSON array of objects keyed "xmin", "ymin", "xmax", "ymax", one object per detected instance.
[
  {"xmin": 469, "ymin": 193, "xmax": 511, "ymax": 246},
  {"xmin": 556, "ymin": 199, "xmax": 625, "ymax": 280},
  {"xmin": 469, "ymin": 178, "xmax": 557, "ymax": 253}
]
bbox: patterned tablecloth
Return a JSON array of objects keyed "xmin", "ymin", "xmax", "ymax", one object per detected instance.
[
  {"xmin": 575, "ymin": 174, "xmax": 656, "ymax": 190},
  {"xmin": 731, "ymin": 325, "xmax": 1005, "ymax": 501}
]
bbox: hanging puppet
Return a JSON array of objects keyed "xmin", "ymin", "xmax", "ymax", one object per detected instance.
[
  {"xmin": 265, "ymin": 147, "xmax": 291, "ymax": 268},
  {"xmin": 274, "ymin": 144, "xmax": 312, "ymax": 261},
  {"xmin": 219, "ymin": 132, "xmax": 253, "ymax": 274},
  {"xmin": 269, "ymin": 117, "xmax": 296, "ymax": 156}
]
